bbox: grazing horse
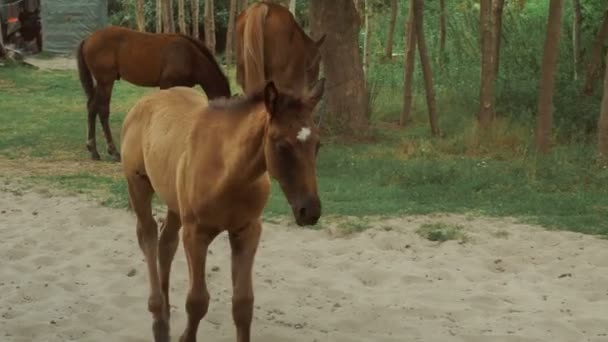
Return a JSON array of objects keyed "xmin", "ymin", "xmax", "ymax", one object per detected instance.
[
  {"xmin": 77, "ymin": 25, "xmax": 231, "ymax": 162},
  {"xmin": 236, "ymin": 1, "xmax": 326, "ymax": 95},
  {"xmin": 120, "ymin": 78, "xmax": 325, "ymax": 342}
]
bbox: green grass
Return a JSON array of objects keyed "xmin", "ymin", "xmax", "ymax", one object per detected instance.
[{"xmin": 2, "ymin": 64, "xmax": 608, "ymax": 236}]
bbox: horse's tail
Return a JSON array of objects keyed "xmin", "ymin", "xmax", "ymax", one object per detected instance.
[
  {"xmin": 243, "ymin": 3, "xmax": 268, "ymax": 93},
  {"xmin": 76, "ymin": 40, "xmax": 95, "ymax": 103}
]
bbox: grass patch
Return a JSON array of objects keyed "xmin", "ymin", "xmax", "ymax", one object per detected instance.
[
  {"xmin": 417, "ymin": 222, "xmax": 469, "ymax": 243},
  {"xmin": 1, "ymin": 65, "xmax": 608, "ymax": 236}
]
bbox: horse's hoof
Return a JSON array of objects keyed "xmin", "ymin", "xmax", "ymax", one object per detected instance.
[
  {"xmin": 152, "ymin": 319, "xmax": 170, "ymax": 342},
  {"xmin": 111, "ymin": 152, "xmax": 121, "ymax": 162},
  {"xmin": 90, "ymin": 152, "xmax": 101, "ymax": 161}
]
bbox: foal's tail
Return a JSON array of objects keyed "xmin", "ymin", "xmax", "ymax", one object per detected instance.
[
  {"xmin": 243, "ymin": 3, "xmax": 268, "ymax": 93},
  {"xmin": 76, "ymin": 40, "xmax": 95, "ymax": 103}
]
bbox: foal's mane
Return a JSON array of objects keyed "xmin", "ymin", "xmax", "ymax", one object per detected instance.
[{"xmin": 208, "ymin": 86, "xmax": 304, "ymax": 114}]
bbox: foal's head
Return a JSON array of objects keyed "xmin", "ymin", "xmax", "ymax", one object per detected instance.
[{"xmin": 262, "ymin": 79, "xmax": 325, "ymax": 226}]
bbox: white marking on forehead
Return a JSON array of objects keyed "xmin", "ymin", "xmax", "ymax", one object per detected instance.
[{"xmin": 296, "ymin": 127, "xmax": 311, "ymax": 142}]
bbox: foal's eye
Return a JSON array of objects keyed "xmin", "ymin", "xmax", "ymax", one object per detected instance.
[{"xmin": 275, "ymin": 141, "xmax": 292, "ymax": 154}]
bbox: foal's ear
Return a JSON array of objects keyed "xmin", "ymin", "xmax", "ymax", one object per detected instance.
[
  {"xmin": 264, "ymin": 81, "xmax": 278, "ymax": 115},
  {"xmin": 307, "ymin": 78, "xmax": 325, "ymax": 107}
]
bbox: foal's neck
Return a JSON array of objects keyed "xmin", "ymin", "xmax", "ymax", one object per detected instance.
[{"xmin": 223, "ymin": 105, "xmax": 268, "ymax": 187}]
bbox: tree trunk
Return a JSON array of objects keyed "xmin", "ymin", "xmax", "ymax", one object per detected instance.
[
  {"xmin": 289, "ymin": 0, "xmax": 296, "ymax": 15},
  {"xmin": 192, "ymin": 0, "xmax": 199, "ymax": 38},
  {"xmin": 178, "ymin": 0, "xmax": 187, "ymax": 34},
  {"xmin": 136, "ymin": 0, "xmax": 146, "ymax": 32},
  {"xmin": 363, "ymin": 0, "xmax": 372, "ymax": 78},
  {"xmin": 238, "ymin": 0, "xmax": 248, "ymax": 13},
  {"xmin": 598, "ymin": 51, "xmax": 608, "ymax": 157},
  {"xmin": 384, "ymin": 0, "xmax": 398, "ymax": 60},
  {"xmin": 583, "ymin": 8, "xmax": 608, "ymax": 95},
  {"xmin": 535, "ymin": 0, "xmax": 564, "ymax": 154},
  {"xmin": 226, "ymin": 0, "xmax": 237, "ymax": 67},
  {"xmin": 414, "ymin": 0, "xmax": 440, "ymax": 136},
  {"xmin": 572, "ymin": 0, "xmax": 582, "ymax": 80},
  {"xmin": 400, "ymin": 0, "xmax": 416, "ymax": 126},
  {"xmin": 156, "ymin": 0, "xmax": 163, "ymax": 33},
  {"xmin": 438, "ymin": 0, "xmax": 446, "ymax": 66},
  {"xmin": 162, "ymin": 0, "xmax": 175, "ymax": 33},
  {"xmin": 478, "ymin": 0, "xmax": 495, "ymax": 127},
  {"xmin": 310, "ymin": 0, "xmax": 369, "ymax": 134},
  {"xmin": 204, "ymin": 0, "xmax": 216, "ymax": 53},
  {"xmin": 492, "ymin": 0, "xmax": 505, "ymax": 79}
]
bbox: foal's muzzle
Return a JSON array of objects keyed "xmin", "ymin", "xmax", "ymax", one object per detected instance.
[{"xmin": 293, "ymin": 195, "xmax": 321, "ymax": 226}]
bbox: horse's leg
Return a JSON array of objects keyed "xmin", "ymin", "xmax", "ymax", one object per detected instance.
[
  {"xmin": 229, "ymin": 220, "xmax": 262, "ymax": 342},
  {"xmin": 179, "ymin": 223, "xmax": 218, "ymax": 342},
  {"xmin": 86, "ymin": 89, "xmax": 100, "ymax": 160},
  {"xmin": 126, "ymin": 175, "xmax": 169, "ymax": 342},
  {"xmin": 96, "ymin": 82, "xmax": 121, "ymax": 162},
  {"xmin": 158, "ymin": 210, "xmax": 181, "ymax": 318}
]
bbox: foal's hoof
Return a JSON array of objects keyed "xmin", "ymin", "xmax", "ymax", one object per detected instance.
[{"xmin": 152, "ymin": 319, "xmax": 170, "ymax": 342}]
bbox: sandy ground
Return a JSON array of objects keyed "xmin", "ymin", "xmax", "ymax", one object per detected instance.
[
  {"xmin": 23, "ymin": 57, "xmax": 76, "ymax": 71},
  {"xmin": 1, "ymin": 187, "xmax": 608, "ymax": 342}
]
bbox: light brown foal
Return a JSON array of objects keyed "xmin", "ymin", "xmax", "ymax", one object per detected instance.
[{"xmin": 120, "ymin": 79, "xmax": 325, "ymax": 342}]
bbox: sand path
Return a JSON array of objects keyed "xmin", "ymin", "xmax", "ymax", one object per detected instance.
[{"xmin": 1, "ymin": 188, "xmax": 608, "ymax": 342}]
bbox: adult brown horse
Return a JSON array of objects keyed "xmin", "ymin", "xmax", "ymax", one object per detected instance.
[
  {"xmin": 120, "ymin": 78, "xmax": 325, "ymax": 342},
  {"xmin": 235, "ymin": 1, "xmax": 326, "ymax": 95},
  {"xmin": 77, "ymin": 25, "xmax": 231, "ymax": 162}
]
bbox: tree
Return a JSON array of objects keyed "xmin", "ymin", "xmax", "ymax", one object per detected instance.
[
  {"xmin": 400, "ymin": 0, "xmax": 416, "ymax": 126},
  {"xmin": 536, "ymin": 0, "xmax": 564, "ymax": 153},
  {"xmin": 238, "ymin": 0, "xmax": 248, "ymax": 13},
  {"xmin": 204, "ymin": 0, "xmax": 216, "ymax": 53},
  {"xmin": 363, "ymin": 0, "xmax": 373, "ymax": 78},
  {"xmin": 178, "ymin": 0, "xmax": 187, "ymax": 34},
  {"xmin": 492, "ymin": 0, "xmax": 505, "ymax": 78},
  {"xmin": 414, "ymin": 0, "xmax": 439, "ymax": 135},
  {"xmin": 438, "ymin": 0, "xmax": 446, "ymax": 66},
  {"xmin": 478, "ymin": 0, "xmax": 496, "ymax": 127},
  {"xmin": 384, "ymin": 0, "xmax": 398, "ymax": 60},
  {"xmin": 583, "ymin": 8, "xmax": 608, "ymax": 95},
  {"xmin": 572, "ymin": 0, "xmax": 582, "ymax": 80},
  {"xmin": 310, "ymin": 0, "xmax": 369, "ymax": 134},
  {"xmin": 598, "ymin": 51, "xmax": 608, "ymax": 157},
  {"xmin": 192, "ymin": 0, "xmax": 199, "ymax": 38},
  {"xmin": 162, "ymin": 0, "xmax": 175, "ymax": 33},
  {"xmin": 136, "ymin": 0, "xmax": 146, "ymax": 32},
  {"xmin": 225, "ymin": 0, "xmax": 237, "ymax": 67},
  {"xmin": 156, "ymin": 0, "xmax": 163, "ymax": 33}
]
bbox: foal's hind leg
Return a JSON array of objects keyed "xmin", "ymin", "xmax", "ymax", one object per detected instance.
[
  {"xmin": 86, "ymin": 92, "xmax": 100, "ymax": 160},
  {"xmin": 158, "ymin": 210, "xmax": 181, "ymax": 318},
  {"xmin": 96, "ymin": 82, "xmax": 121, "ymax": 162},
  {"xmin": 229, "ymin": 220, "xmax": 262, "ymax": 342},
  {"xmin": 126, "ymin": 175, "xmax": 169, "ymax": 342}
]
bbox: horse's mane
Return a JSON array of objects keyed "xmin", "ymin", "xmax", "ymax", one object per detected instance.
[{"xmin": 177, "ymin": 34, "xmax": 231, "ymax": 94}]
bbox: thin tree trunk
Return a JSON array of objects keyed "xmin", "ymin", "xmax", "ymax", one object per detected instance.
[
  {"xmin": 572, "ymin": 0, "xmax": 582, "ymax": 80},
  {"xmin": 384, "ymin": 0, "xmax": 398, "ymax": 60},
  {"xmin": 478, "ymin": 0, "xmax": 496, "ymax": 127},
  {"xmin": 289, "ymin": 0, "xmax": 296, "ymax": 15},
  {"xmin": 204, "ymin": 0, "xmax": 216, "ymax": 53},
  {"xmin": 178, "ymin": 0, "xmax": 187, "ymax": 34},
  {"xmin": 583, "ymin": 8, "xmax": 608, "ymax": 95},
  {"xmin": 310, "ymin": 0, "xmax": 369, "ymax": 134},
  {"xmin": 598, "ymin": 51, "xmax": 608, "ymax": 157},
  {"xmin": 438, "ymin": 0, "xmax": 446, "ymax": 66},
  {"xmin": 363, "ymin": 0, "xmax": 372, "ymax": 78},
  {"xmin": 136, "ymin": 0, "xmax": 146, "ymax": 32},
  {"xmin": 535, "ymin": 0, "xmax": 564, "ymax": 154},
  {"xmin": 492, "ymin": 0, "xmax": 505, "ymax": 79},
  {"xmin": 400, "ymin": 0, "xmax": 416, "ymax": 126},
  {"xmin": 226, "ymin": 0, "xmax": 237, "ymax": 67},
  {"xmin": 162, "ymin": 0, "xmax": 175, "ymax": 33},
  {"xmin": 414, "ymin": 0, "xmax": 439, "ymax": 136},
  {"xmin": 156, "ymin": 0, "xmax": 163, "ymax": 33},
  {"xmin": 192, "ymin": 0, "xmax": 199, "ymax": 38},
  {"xmin": 239, "ymin": 0, "xmax": 248, "ymax": 13}
]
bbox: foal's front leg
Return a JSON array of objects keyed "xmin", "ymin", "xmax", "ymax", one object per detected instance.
[
  {"xmin": 229, "ymin": 220, "xmax": 262, "ymax": 342},
  {"xmin": 179, "ymin": 223, "xmax": 218, "ymax": 342}
]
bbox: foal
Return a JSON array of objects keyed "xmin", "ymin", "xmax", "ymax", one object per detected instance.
[{"xmin": 120, "ymin": 79, "xmax": 325, "ymax": 342}]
